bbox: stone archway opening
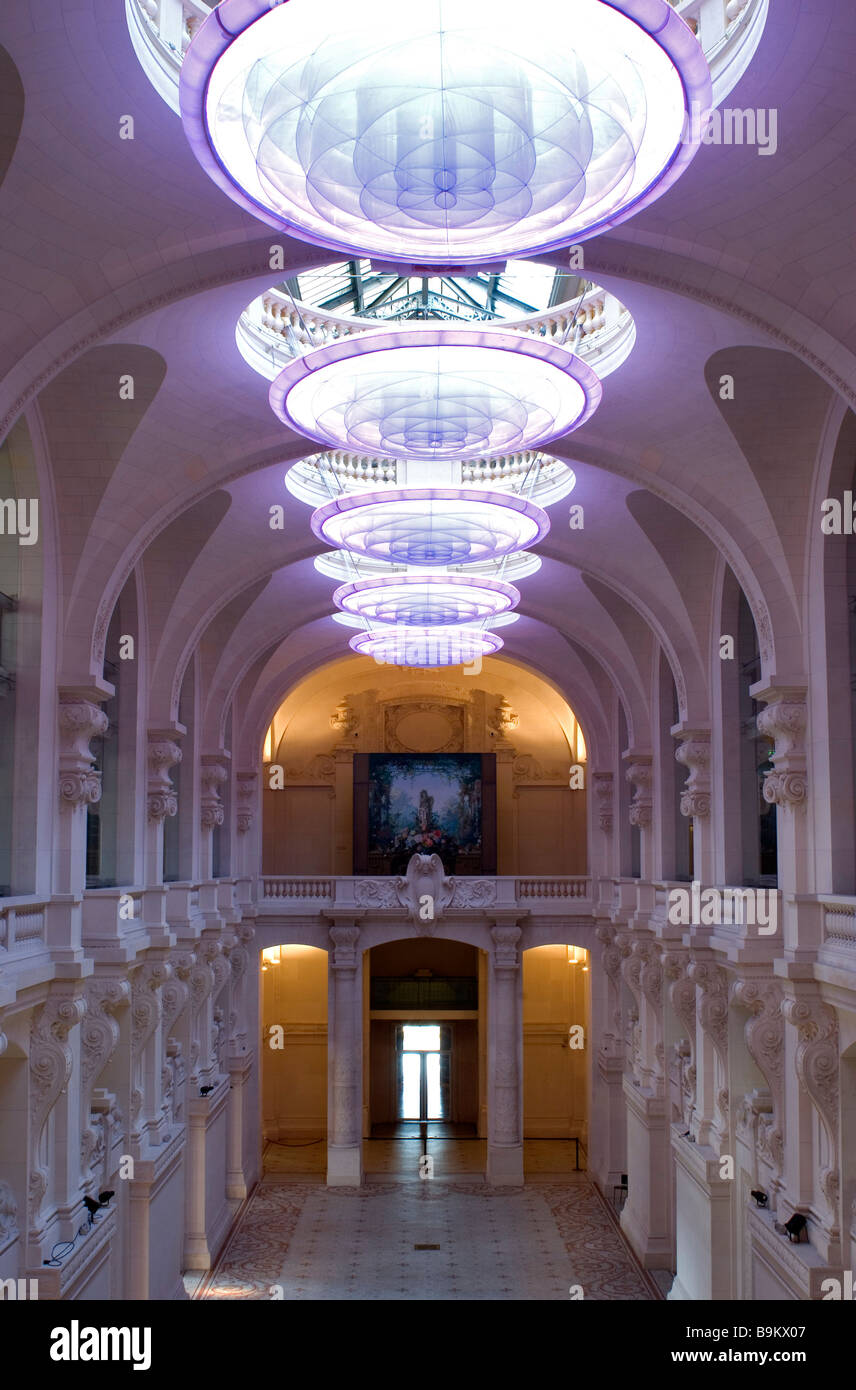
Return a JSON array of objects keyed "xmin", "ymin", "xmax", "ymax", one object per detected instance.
[
  {"xmin": 364, "ymin": 936, "xmax": 486, "ymax": 1182},
  {"xmin": 260, "ymin": 944, "xmax": 329, "ymax": 1178},
  {"xmin": 522, "ymin": 943, "xmax": 590, "ymax": 1176}
]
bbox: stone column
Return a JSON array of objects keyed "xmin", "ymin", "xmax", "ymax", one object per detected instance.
[
  {"xmin": 56, "ymin": 696, "xmax": 108, "ymax": 900},
  {"xmin": 590, "ymin": 924, "xmax": 628, "ymax": 1191},
  {"xmin": 487, "ymin": 920, "xmax": 524, "ymax": 1185},
  {"xmin": 623, "ymin": 752, "xmax": 654, "ymax": 879},
  {"xmin": 145, "ymin": 731, "xmax": 182, "ymax": 885},
  {"xmin": 234, "ymin": 771, "xmax": 258, "ymax": 879},
  {"xmin": 199, "ymin": 755, "xmax": 228, "ymax": 880},
  {"xmin": 754, "ymin": 684, "xmax": 809, "ymax": 955},
  {"xmin": 591, "ymin": 772, "xmax": 615, "ymax": 879},
  {"xmin": 672, "ymin": 725, "xmax": 713, "ymax": 884},
  {"xmin": 327, "ymin": 922, "xmax": 363, "ymax": 1186}
]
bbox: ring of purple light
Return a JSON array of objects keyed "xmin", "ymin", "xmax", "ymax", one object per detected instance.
[
  {"xmin": 312, "ymin": 487, "xmax": 549, "ymax": 565},
  {"xmin": 333, "ymin": 573, "xmax": 519, "ymax": 627},
  {"xmin": 350, "ymin": 625, "xmax": 504, "ymax": 668},
  {"xmin": 179, "ymin": 0, "xmax": 712, "ymax": 266},
  {"xmin": 270, "ymin": 329, "xmax": 602, "ymax": 462}
]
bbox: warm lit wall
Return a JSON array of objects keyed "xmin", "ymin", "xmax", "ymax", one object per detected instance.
[
  {"xmin": 261, "ymin": 945, "xmax": 328, "ymax": 1140},
  {"xmin": 262, "ymin": 654, "xmax": 587, "ymax": 876},
  {"xmin": 522, "ymin": 944, "xmax": 589, "ymax": 1140}
]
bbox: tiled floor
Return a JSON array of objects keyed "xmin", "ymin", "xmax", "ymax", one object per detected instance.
[
  {"xmin": 197, "ymin": 1154, "xmax": 661, "ymax": 1301},
  {"xmin": 262, "ymin": 1137, "xmax": 584, "ymax": 1181}
]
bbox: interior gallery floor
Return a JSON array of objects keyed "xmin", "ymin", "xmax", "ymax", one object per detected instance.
[{"xmin": 2, "ymin": 0, "xmax": 856, "ymax": 1327}]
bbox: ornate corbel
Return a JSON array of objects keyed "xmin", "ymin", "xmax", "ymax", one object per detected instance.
[
  {"xmin": 755, "ymin": 688, "xmax": 807, "ymax": 809},
  {"xmin": 58, "ymin": 698, "xmax": 108, "ymax": 807},
  {"xmin": 625, "ymin": 755, "xmax": 653, "ymax": 828},
  {"xmin": 29, "ymin": 984, "xmax": 86, "ymax": 1226},
  {"xmin": 200, "ymin": 755, "xmax": 228, "ymax": 830},
  {"xmin": 592, "ymin": 771, "xmax": 613, "ymax": 832},
  {"xmin": 782, "ymin": 996, "xmax": 839, "ymax": 1218},
  {"xmin": 236, "ymin": 771, "xmax": 257, "ymax": 834},
  {"xmin": 674, "ymin": 729, "xmax": 711, "ymax": 819},
  {"xmin": 147, "ymin": 732, "xmax": 182, "ymax": 823},
  {"xmin": 731, "ymin": 978, "xmax": 784, "ymax": 1176}
]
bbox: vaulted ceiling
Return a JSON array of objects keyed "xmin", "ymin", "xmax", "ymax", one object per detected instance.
[{"xmin": 1, "ymin": 0, "xmax": 854, "ymax": 758}]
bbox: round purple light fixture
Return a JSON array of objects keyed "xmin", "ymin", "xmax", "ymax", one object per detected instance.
[
  {"xmin": 350, "ymin": 626, "xmax": 504, "ymax": 668},
  {"xmin": 180, "ymin": 0, "xmax": 711, "ymax": 266},
  {"xmin": 270, "ymin": 331, "xmax": 601, "ymax": 462},
  {"xmin": 334, "ymin": 574, "xmax": 519, "ymax": 627},
  {"xmin": 312, "ymin": 488, "xmax": 549, "ymax": 567}
]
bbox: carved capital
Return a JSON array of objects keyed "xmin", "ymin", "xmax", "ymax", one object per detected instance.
[
  {"xmin": 200, "ymin": 755, "xmax": 228, "ymax": 830},
  {"xmin": 329, "ymin": 925, "xmax": 360, "ymax": 970},
  {"xmin": 488, "ymin": 697, "xmax": 519, "ymax": 740},
  {"xmin": 756, "ymin": 691, "xmax": 808, "ymax": 808},
  {"xmin": 58, "ymin": 698, "xmax": 108, "ymax": 807},
  {"xmin": 592, "ymin": 771, "xmax": 613, "ymax": 833},
  {"xmin": 625, "ymin": 756, "xmax": 653, "ymax": 828},
  {"xmin": 236, "ymin": 771, "xmax": 258, "ymax": 834},
  {"xmin": 674, "ymin": 729, "xmax": 711, "ymax": 819},
  {"xmin": 491, "ymin": 924, "xmax": 522, "ymax": 970},
  {"xmin": 330, "ymin": 699, "xmax": 359, "ymax": 745},
  {"xmin": 147, "ymin": 734, "xmax": 181, "ymax": 823}
]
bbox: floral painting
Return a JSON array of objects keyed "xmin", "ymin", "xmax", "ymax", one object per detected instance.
[{"xmin": 368, "ymin": 754, "xmax": 483, "ymax": 873}]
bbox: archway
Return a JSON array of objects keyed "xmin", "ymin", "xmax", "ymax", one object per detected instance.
[
  {"xmin": 522, "ymin": 943, "xmax": 590, "ymax": 1176},
  {"xmin": 260, "ymin": 944, "xmax": 328, "ymax": 1178},
  {"xmin": 365, "ymin": 937, "xmax": 486, "ymax": 1181}
]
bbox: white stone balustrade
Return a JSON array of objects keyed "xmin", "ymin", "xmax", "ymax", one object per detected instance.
[{"xmin": 128, "ymin": 0, "xmax": 769, "ymax": 117}]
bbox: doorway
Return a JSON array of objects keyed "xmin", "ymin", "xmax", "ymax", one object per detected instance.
[{"xmin": 397, "ymin": 1024, "xmax": 449, "ymax": 1121}]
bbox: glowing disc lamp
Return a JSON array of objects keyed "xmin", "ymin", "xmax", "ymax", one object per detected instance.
[
  {"xmin": 311, "ymin": 487, "xmax": 549, "ymax": 566},
  {"xmin": 350, "ymin": 625, "xmax": 503, "ymax": 667},
  {"xmin": 180, "ymin": 0, "xmax": 712, "ymax": 266},
  {"xmin": 333, "ymin": 573, "xmax": 519, "ymax": 626},
  {"xmin": 269, "ymin": 330, "xmax": 601, "ymax": 461}
]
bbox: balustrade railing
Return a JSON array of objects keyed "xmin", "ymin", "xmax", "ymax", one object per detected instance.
[
  {"xmin": 128, "ymin": 0, "xmax": 769, "ymax": 117},
  {"xmin": 822, "ymin": 900, "xmax": 856, "ymax": 950},
  {"xmin": 0, "ymin": 898, "xmax": 47, "ymax": 953}
]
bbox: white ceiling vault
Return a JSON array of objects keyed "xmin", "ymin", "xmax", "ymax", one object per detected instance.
[{"xmin": 0, "ymin": 0, "xmax": 853, "ymax": 753}]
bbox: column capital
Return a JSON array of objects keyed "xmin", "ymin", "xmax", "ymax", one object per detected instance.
[
  {"xmin": 329, "ymin": 923, "xmax": 361, "ymax": 970},
  {"xmin": 57, "ymin": 696, "xmax": 108, "ymax": 807},
  {"xmin": 752, "ymin": 684, "xmax": 808, "ymax": 809},
  {"xmin": 623, "ymin": 751, "xmax": 653, "ymax": 829},
  {"xmin": 491, "ymin": 922, "xmax": 522, "ymax": 969},
  {"xmin": 147, "ymin": 730, "xmax": 182, "ymax": 823},
  {"xmin": 235, "ymin": 770, "xmax": 258, "ymax": 833},
  {"xmin": 672, "ymin": 726, "xmax": 711, "ymax": 819},
  {"xmin": 592, "ymin": 770, "xmax": 614, "ymax": 832},
  {"xmin": 200, "ymin": 753, "xmax": 229, "ymax": 830}
]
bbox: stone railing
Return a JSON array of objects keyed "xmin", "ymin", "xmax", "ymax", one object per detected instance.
[
  {"xmin": 0, "ymin": 897, "xmax": 47, "ymax": 954},
  {"xmin": 259, "ymin": 875, "xmax": 594, "ymax": 915},
  {"xmin": 128, "ymin": 0, "xmax": 768, "ymax": 117},
  {"xmin": 236, "ymin": 283, "xmax": 635, "ymax": 384},
  {"xmin": 822, "ymin": 899, "xmax": 856, "ymax": 951}
]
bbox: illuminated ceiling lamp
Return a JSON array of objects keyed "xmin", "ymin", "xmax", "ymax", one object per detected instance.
[
  {"xmin": 350, "ymin": 625, "xmax": 503, "ymax": 668},
  {"xmin": 269, "ymin": 330, "xmax": 601, "ymax": 461},
  {"xmin": 334, "ymin": 573, "xmax": 519, "ymax": 626},
  {"xmin": 180, "ymin": 0, "xmax": 711, "ymax": 267},
  {"xmin": 311, "ymin": 488, "xmax": 549, "ymax": 566}
]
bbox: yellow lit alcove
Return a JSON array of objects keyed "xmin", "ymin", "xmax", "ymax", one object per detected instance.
[
  {"xmin": 261, "ymin": 945, "xmax": 328, "ymax": 1143},
  {"xmin": 522, "ymin": 944, "xmax": 590, "ymax": 1162},
  {"xmin": 261, "ymin": 653, "xmax": 587, "ymax": 877}
]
